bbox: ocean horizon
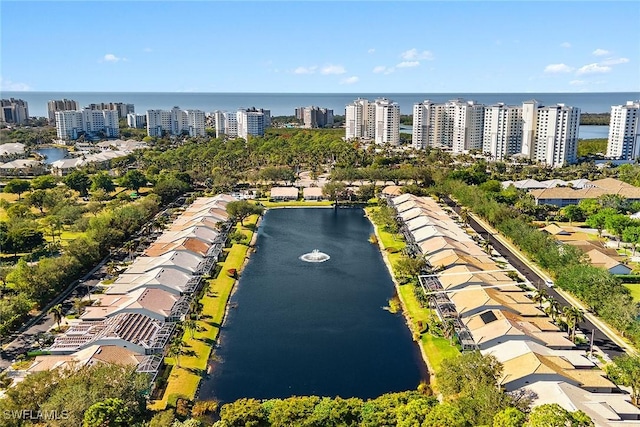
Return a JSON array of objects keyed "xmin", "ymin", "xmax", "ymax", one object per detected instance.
[{"xmin": 2, "ymin": 91, "xmax": 639, "ymax": 118}]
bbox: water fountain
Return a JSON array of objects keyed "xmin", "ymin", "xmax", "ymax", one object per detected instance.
[{"xmin": 299, "ymin": 249, "xmax": 330, "ymax": 263}]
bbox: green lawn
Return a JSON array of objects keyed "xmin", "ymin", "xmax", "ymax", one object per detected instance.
[
  {"xmin": 149, "ymin": 217, "xmax": 257, "ymax": 410},
  {"xmin": 624, "ymin": 284, "xmax": 640, "ymax": 303},
  {"xmin": 257, "ymin": 199, "xmax": 334, "ymax": 208},
  {"xmin": 365, "ymin": 207, "xmax": 460, "ymax": 390}
]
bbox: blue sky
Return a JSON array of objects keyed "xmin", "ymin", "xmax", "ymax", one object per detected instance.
[{"xmin": 1, "ymin": 1, "xmax": 639, "ymax": 93}]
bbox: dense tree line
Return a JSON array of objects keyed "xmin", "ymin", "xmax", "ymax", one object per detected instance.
[
  {"xmin": 579, "ymin": 113, "xmax": 610, "ymax": 125},
  {"xmin": 0, "ymin": 194, "xmax": 160, "ymax": 338}
]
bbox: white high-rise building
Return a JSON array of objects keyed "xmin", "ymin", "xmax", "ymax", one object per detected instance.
[
  {"xmin": 606, "ymin": 101, "xmax": 640, "ymax": 160},
  {"xmin": 55, "ymin": 111, "xmax": 84, "ymax": 140},
  {"xmin": 521, "ymin": 100, "xmax": 539, "ymax": 159},
  {"xmin": 185, "ymin": 110, "xmax": 205, "ymax": 137},
  {"xmin": 532, "ymin": 104, "xmax": 580, "ymax": 167},
  {"xmin": 346, "ymin": 98, "xmax": 399, "ymax": 144},
  {"xmin": 412, "ymin": 100, "xmax": 437, "ymax": 149},
  {"xmin": 482, "ymin": 104, "xmax": 523, "ymax": 160},
  {"xmin": 214, "ymin": 111, "xmax": 238, "ymax": 138},
  {"xmin": 451, "ymin": 100, "xmax": 485, "ymax": 153},
  {"xmin": 146, "ymin": 110, "xmax": 172, "ymax": 137},
  {"xmin": 345, "ymin": 98, "xmax": 375, "ymax": 140},
  {"xmin": 48, "ymin": 99, "xmax": 79, "ymax": 125},
  {"xmin": 374, "ymin": 98, "xmax": 400, "ymax": 145},
  {"xmin": 127, "ymin": 113, "xmax": 147, "ymax": 129},
  {"xmin": 237, "ymin": 108, "xmax": 269, "ymax": 139},
  {"xmin": 54, "ymin": 109, "xmax": 119, "ymax": 140},
  {"xmin": 411, "ymin": 99, "xmax": 484, "ymax": 151},
  {"xmin": 146, "ymin": 107, "xmax": 205, "ymax": 137}
]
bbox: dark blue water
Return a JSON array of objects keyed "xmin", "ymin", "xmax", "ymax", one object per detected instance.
[
  {"xmin": 3, "ymin": 91, "xmax": 638, "ymax": 117},
  {"xmin": 35, "ymin": 147, "xmax": 68, "ymax": 164},
  {"xmin": 198, "ymin": 208, "xmax": 426, "ymax": 402}
]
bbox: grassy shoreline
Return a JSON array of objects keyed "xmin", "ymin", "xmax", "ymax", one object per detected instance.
[
  {"xmin": 149, "ymin": 215, "xmax": 259, "ymax": 410},
  {"xmin": 364, "ymin": 207, "xmax": 460, "ymax": 390}
]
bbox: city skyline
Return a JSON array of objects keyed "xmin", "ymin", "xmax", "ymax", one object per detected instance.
[{"xmin": 1, "ymin": 1, "xmax": 639, "ymax": 94}]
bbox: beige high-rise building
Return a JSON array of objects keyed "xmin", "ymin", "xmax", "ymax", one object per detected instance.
[
  {"xmin": 374, "ymin": 98, "xmax": 400, "ymax": 145},
  {"xmin": 532, "ymin": 104, "xmax": 580, "ymax": 167},
  {"xmin": 47, "ymin": 99, "xmax": 79, "ymax": 125}
]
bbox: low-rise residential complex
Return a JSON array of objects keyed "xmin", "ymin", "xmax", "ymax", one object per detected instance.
[
  {"xmin": 388, "ymin": 193, "xmax": 640, "ymax": 425},
  {"xmin": 19, "ymin": 194, "xmax": 236, "ymax": 385}
]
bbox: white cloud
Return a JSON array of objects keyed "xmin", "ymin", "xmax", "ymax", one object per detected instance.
[
  {"xmin": 340, "ymin": 76, "xmax": 359, "ymax": 85},
  {"xmin": 321, "ymin": 65, "xmax": 346, "ymax": 75},
  {"xmin": 544, "ymin": 63, "xmax": 574, "ymax": 73},
  {"xmin": 569, "ymin": 80, "xmax": 586, "ymax": 86},
  {"xmin": 0, "ymin": 77, "xmax": 31, "ymax": 91},
  {"xmin": 560, "ymin": 42, "xmax": 572, "ymax": 48},
  {"xmin": 102, "ymin": 53, "xmax": 125, "ymax": 62},
  {"xmin": 396, "ymin": 61, "xmax": 420, "ymax": 68},
  {"xmin": 373, "ymin": 66, "xmax": 387, "ymax": 73},
  {"xmin": 400, "ymin": 48, "xmax": 434, "ymax": 61},
  {"xmin": 576, "ymin": 63, "xmax": 611, "ymax": 75},
  {"xmin": 600, "ymin": 57, "xmax": 629, "ymax": 66},
  {"xmin": 368, "ymin": 48, "xmax": 375, "ymax": 54},
  {"xmin": 592, "ymin": 48, "xmax": 610, "ymax": 56},
  {"xmin": 294, "ymin": 66, "xmax": 317, "ymax": 74}
]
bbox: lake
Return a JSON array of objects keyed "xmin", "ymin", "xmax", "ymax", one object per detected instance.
[
  {"xmin": 35, "ymin": 147, "xmax": 68, "ymax": 164},
  {"xmin": 198, "ymin": 208, "xmax": 426, "ymax": 403}
]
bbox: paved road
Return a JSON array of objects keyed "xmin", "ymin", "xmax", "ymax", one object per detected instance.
[{"xmin": 444, "ymin": 198, "xmax": 626, "ymax": 360}]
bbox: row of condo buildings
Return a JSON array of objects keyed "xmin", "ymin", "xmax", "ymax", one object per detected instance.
[
  {"xmin": 15, "ymin": 195, "xmax": 235, "ymax": 386},
  {"xmin": 213, "ymin": 107, "xmax": 271, "ymax": 139},
  {"xmin": 388, "ymin": 192, "xmax": 640, "ymax": 426},
  {"xmin": 294, "ymin": 106, "xmax": 334, "ymax": 128},
  {"xmin": 413, "ymin": 99, "xmax": 582, "ymax": 168}
]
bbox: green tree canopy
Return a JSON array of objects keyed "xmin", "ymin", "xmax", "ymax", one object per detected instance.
[
  {"xmin": 3, "ymin": 178, "xmax": 31, "ymax": 200},
  {"xmin": 226, "ymin": 200, "xmax": 264, "ymax": 226},
  {"xmin": 64, "ymin": 170, "xmax": 91, "ymax": 196}
]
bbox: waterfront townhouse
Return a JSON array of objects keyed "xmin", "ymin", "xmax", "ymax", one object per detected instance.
[
  {"xmin": 19, "ymin": 196, "xmax": 233, "ymax": 386},
  {"xmin": 606, "ymin": 101, "xmax": 640, "ymax": 160},
  {"xmin": 388, "ymin": 193, "xmax": 637, "ymax": 422}
]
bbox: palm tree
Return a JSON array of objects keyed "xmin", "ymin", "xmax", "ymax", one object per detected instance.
[
  {"xmin": 563, "ymin": 306, "xmax": 585, "ymax": 342},
  {"xmin": 459, "ymin": 207, "xmax": 470, "ymax": 226},
  {"xmin": 183, "ymin": 319, "xmax": 198, "ymax": 340},
  {"xmin": 168, "ymin": 339, "xmax": 185, "ymax": 368},
  {"xmin": 544, "ymin": 297, "xmax": 561, "ymax": 323},
  {"xmin": 48, "ymin": 304, "xmax": 64, "ymax": 330},
  {"xmin": 443, "ymin": 319, "xmax": 456, "ymax": 345},
  {"xmin": 532, "ymin": 288, "xmax": 548, "ymax": 310},
  {"xmin": 73, "ymin": 298, "xmax": 84, "ymax": 316}
]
